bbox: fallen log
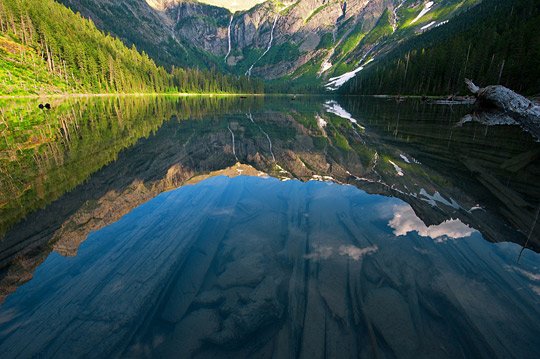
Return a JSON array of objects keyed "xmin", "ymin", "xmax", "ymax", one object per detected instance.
[{"xmin": 461, "ymin": 79, "xmax": 540, "ymax": 141}]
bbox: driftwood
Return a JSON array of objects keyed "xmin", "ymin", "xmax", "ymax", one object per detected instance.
[{"xmin": 460, "ymin": 79, "xmax": 540, "ymax": 141}]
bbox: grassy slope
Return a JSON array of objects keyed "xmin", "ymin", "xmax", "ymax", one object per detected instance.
[{"xmin": 0, "ymin": 35, "xmax": 71, "ymax": 95}]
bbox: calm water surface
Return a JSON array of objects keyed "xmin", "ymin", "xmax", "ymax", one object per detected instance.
[{"xmin": 0, "ymin": 96, "xmax": 539, "ymax": 358}]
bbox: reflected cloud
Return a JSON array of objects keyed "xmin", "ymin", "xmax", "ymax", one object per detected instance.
[
  {"xmin": 338, "ymin": 245, "xmax": 378, "ymax": 260},
  {"xmin": 389, "ymin": 205, "xmax": 476, "ymax": 241},
  {"xmin": 504, "ymin": 265, "xmax": 540, "ymax": 297},
  {"xmin": 304, "ymin": 244, "xmax": 378, "ymax": 261},
  {"xmin": 304, "ymin": 245, "xmax": 333, "ymax": 260},
  {"xmin": 506, "ymin": 266, "xmax": 540, "ymax": 281}
]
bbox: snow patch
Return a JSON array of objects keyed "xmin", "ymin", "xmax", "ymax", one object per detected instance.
[
  {"xmin": 325, "ymin": 59, "xmax": 374, "ymax": 90},
  {"xmin": 419, "ymin": 189, "xmax": 461, "ymax": 209},
  {"xmin": 400, "ymin": 154, "xmax": 411, "ymax": 163},
  {"xmin": 389, "ymin": 160, "xmax": 404, "ymax": 176},
  {"xmin": 411, "ymin": 1, "xmax": 434, "ymax": 24},
  {"xmin": 324, "ymin": 100, "xmax": 357, "ymax": 123},
  {"xmin": 399, "ymin": 154, "xmax": 421, "ymax": 164},
  {"xmin": 420, "ymin": 21, "xmax": 436, "ymax": 30},
  {"xmin": 468, "ymin": 205, "xmax": 485, "ymax": 213},
  {"xmin": 324, "ymin": 101, "xmax": 366, "ymax": 129},
  {"xmin": 436, "ymin": 20, "xmax": 449, "ymax": 27}
]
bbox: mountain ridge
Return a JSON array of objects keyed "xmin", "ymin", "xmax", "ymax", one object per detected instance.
[{"xmin": 57, "ymin": 0, "xmax": 482, "ymax": 91}]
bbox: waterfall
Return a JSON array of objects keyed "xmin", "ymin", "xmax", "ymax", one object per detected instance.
[
  {"xmin": 227, "ymin": 124, "xmax": 239, "ymax": 162},
  {"xmin": 224, "ymin": 14, "xmax": 233, "ymax": 62},
  {"xmin": 392, "ymin": 1, "xmax": 406, "ymax": 32},
  {"xmin": 245, "ymin": 15, "xmax": 279, "ymax": 77},
  {"xmin": 247, "ymin": 113, "xmax": 275, "ymax": 162}
]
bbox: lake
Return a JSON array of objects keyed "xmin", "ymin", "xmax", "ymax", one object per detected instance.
[{"xmin": 0, "ymin": 96, "xmax": 539, "ymax": 358}]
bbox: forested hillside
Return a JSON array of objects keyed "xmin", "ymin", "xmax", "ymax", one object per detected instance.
[
  {"xmin": 0, "ymin": 0, "xmax": 262, "ymax": 95},
  {"xmin": 343, "ymin": 0, "xmax": 540, "ymax": 96},
  {"xmin": 58, "ymin": 0, "xmax": 225, "ymax": 71}
]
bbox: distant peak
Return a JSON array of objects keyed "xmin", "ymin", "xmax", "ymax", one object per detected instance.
[
  {"xmin": 196, "ymin": 1, "xmax": 267, "ymax": 12},
  {"xmin": 145, "ymin": 0, "xmax": 269, "ymax": 12}
]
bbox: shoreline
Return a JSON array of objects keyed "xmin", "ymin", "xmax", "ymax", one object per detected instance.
[{"xmin": 0, "ymin": 92, "xmax": 267, "ymax": 100}]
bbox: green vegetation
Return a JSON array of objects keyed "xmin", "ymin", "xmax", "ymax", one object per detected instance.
[
  {"xmin": 260, "ymin": 42, "xmax": 301, "ymax": 66},
  {"xmin": 0, "ymin": 36, "xmax": 71, "ymax": 95},
  {"xmin": 317, "ymin": 33, "xmax": 334, "ymax": 50},
  {"xmin": 279, "ymin": 1, "xmax": 299, "ymax": 15},
  {"xmin": 333, "ymin": 22, "xmax": 366, "ymax": 61},
  {"xmin": 343, "ymin": 0, "xmax": 540, "ymax": 95},
  {"xmin": 362, "ymin": 9, "xmax": 393, "ymax": 47},
  {"xmin": 0, "ymin": 0, "xmax": 263, "ymax": 95},
  {"xmin": 304, "ymin": 3, "xmax": 330, "ymax": 24}
]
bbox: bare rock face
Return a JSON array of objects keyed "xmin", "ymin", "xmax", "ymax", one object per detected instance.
[{"xmin": 164, "ymin": 1, "xmax": 231, "ymax": 55}]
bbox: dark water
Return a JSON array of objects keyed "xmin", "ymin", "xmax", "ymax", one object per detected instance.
[{"xmin": 0, "ymin": 96, "xmax": 539, "ymax": 358}]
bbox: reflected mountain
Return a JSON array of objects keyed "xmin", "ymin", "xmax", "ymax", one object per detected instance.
[
  {"xmin": 0, "ymin": 176, "xmax": 538, "ymax": 358},
  {"xmin": 0, "ymin": 96, "xmax": 539, "ymax": 305}
]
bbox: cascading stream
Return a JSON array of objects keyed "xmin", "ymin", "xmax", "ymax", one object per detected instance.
[
  {"xmin": 392, "ymin": 0, "xmax": 406, "ymax": 32},
  {"xmin": 227, "ymin": 124, "xmax": 239, "ymax": 162},
  {"xmin": 245, "ymin": 15, "xmax": 279, "ymax": 77},
  {"xmin": 247, "ymin": 112, "xmax": 275, "ymax": 162},
  {"xmin": 224, "ymin": 14, "xmax": 234, "ymax": 62}
]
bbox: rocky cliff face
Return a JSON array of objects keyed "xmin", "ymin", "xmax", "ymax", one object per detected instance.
[{"xmin": 58, "ymin": 0, "xmax": 481, "ymax": 87}]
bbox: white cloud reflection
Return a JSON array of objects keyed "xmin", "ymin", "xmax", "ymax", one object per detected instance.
[
  {"xmin": 338, "ymin": 245, "xmax": 378, "ymax": 260},
  {"xmin": 389, "ymin": 205, "xmax": 475, "ymax": 242},
  {"xmin": 305, "ymin": 244, "xmax": 378, "ymax": 261}
]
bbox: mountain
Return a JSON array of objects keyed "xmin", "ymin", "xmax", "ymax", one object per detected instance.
[
  {"xmin": 56, "ymin": 0, "xmax": 483, "ymax": 91},
  {"xmin": 342, "ymin": 0, "xmax": 540, "ymax": 95},
  {"xmin": 0, "ymin": 0, "xmax": 262, "ymax": 95},
  {"xmin": 58, "ymin": 0, "xmax": 227, "ymax": 70}
]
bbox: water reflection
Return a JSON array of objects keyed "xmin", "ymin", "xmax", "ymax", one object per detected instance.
[
  {"xmin": 0, "ymin": 176, "xmax": 538, "ymax": 358},
  {"xmin": 0, "ymin": 96, "xmax": 539, "ymax": 357},
  {"xmin": 389, "ymin": 205, "xmax": 476, "ymax": 241},
  {"xmin": 0, "ymin": 95, "xmax": 263, "ymax": 237}
]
